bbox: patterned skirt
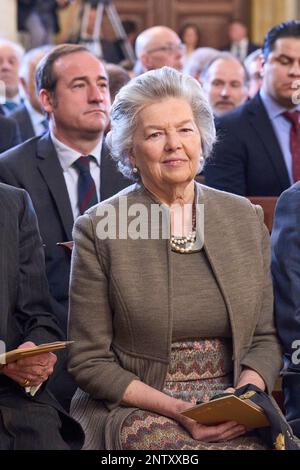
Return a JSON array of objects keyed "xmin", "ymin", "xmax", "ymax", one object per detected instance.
[{"xmin": 120, "ymin": 339, "xmax": 268, "ymax": 450}]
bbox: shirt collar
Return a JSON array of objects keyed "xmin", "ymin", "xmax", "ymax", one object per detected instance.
[
  {"xmin": 260, "ymin": 89, "xmax": 300, "ymax": 119},
  {"xmin": 50, "ymin": 130, "xmax": 103, "ymax": 172}
]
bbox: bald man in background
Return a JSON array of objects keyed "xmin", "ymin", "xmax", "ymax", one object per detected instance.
[{"xmin": 135, "ymin": 26, "xmax": 183, "ymax": 73}]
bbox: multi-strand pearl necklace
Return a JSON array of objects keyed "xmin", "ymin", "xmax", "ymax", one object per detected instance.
[{"xmin": 170, "ymin": 203, "xmax": 197, "ymax": 254}]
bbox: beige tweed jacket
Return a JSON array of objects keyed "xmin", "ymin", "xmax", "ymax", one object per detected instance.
[{"xmin": 68, "ymin": 183, "xmax": 282, "ymax": 449}]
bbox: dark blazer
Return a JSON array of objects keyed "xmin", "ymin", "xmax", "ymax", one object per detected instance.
[
  {"xmin": 10, "ymin": 104, "xmax": 36, "ymax": 142},
  {"xmin": 0, "ymin": 132, "xmax": 130, "ymax": 332},
  {"xmin": 0, "ymin": 183, "xmax": 83, "ymax": 449},
  {"xmin": 204, "ymin": 93, "xmax": 291, "ymax": 196},
  {"xmin": 271, "ymin": 182, "xmax": 300, "ymax": 426},
  {"xmin": 0, "ymin": 115, "xmax": 21, "ymax": 153}
]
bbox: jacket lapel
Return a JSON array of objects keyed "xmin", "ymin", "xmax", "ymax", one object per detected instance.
[
  {"xmin": 36, "ymin": 133, "xmax": 74, "ymax": 240},
  {"xmin": 247, "ymin": 94, "xmax": 290, "ymax": 191}
]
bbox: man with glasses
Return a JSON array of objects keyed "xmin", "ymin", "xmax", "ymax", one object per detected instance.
[{"xmin": 135, "ymin": 26, "xmax": 183, "ymax": 73}]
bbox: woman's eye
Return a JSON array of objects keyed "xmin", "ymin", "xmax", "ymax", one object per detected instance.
[
  {"xmin": 180, "ymin": 128, "xmax": 193, "ymax": 133},
  {"xmin": 148, "ymin": 132, "xmax": 162, "ymax": 139}
]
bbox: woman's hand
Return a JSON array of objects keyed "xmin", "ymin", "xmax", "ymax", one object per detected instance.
[
  {"xmin": 176, "ymin": 401, "xmax": 246, "ymax": 442},
  {"xmin": 2, "ymin": 341, "xmax": 57, "ymax": 387}
]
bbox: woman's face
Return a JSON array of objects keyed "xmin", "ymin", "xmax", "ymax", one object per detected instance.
[
  {"xmin": 130, "ymin": 98, "xmax": 202, "ymax": 193},
  {"xmin": 183, "ymin": 26, "xmax": 199, "ymax": 48}
]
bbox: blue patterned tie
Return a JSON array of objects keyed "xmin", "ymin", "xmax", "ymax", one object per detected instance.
[
  {"xmin": 73, "ymin": 156, "xmax": 98, "ymax": 214},
  {"xmin": 4, "ymin": 101, "xmax": 18, "ymax": 111}
]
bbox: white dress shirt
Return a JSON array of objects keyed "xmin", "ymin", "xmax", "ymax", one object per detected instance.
[
  {"xmin": 230, "ymin": 38, "xmax": 249, "ymax": 62},
  {"xmin": 51, "ymin": 131, "xmax": 102, "ymax": 219}
]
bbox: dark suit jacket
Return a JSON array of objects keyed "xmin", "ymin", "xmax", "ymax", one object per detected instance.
[
  {"xmin": 204, "ymin": 93, "xmax": 291, "ymax": 196},
  {"xmin": 271, "ymin": 182, "xmax": 300, "ymax": 425},
  {"xmin": 0, "ymin": 115, "xmax": 21, "ymax": 153},
  {"xmin": 0, "ymin": 132, "xmax": 130, "ymax": 332},
  {"xmin": 10, "ymin": 104, "xmax": 36, "ymax": 142},
  {"xmin": 0, "ymin": 183, "xmax": 83, "ymax": 449}
]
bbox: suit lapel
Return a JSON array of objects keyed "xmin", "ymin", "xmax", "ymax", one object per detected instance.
[
  {"xmin": 36, "ymin": 133, "xmax": 74, "ymax": 240},
  {"xmin": 247, "ymin": 94, "xmax": 290, "ymax": 190}
]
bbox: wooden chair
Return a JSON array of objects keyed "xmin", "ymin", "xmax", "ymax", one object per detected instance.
[{"xmin": 248, "ymin": 197, "xmax": 278, "ymax": 233}]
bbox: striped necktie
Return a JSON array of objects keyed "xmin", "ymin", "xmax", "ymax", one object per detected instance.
[
  {"xmin": 73, "ymin": 156, "xmax": 98, "ymax": 215},
  {"xmin": 283, "ymin": 111, "xmax": 300, "ymax": 182}
]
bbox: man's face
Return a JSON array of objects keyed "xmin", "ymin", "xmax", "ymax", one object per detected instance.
[
  {"xmin": 142, "ymin": 31, "xmax": 183, "ymax": 71},
  {"xmin": 41, "ymin": 52, "xmax": 110, "ymax": 139},
  {"xmin": 228, "ymin": 23, "xmax": 247, "ymax": 43},
  {"xmin": 0, "ymin": 45, "xmax": 20, "ymax": 99},
  {"xmin": 203, "ymin": 58, "xmax": 248, "ymax": 116},
  {"xmin": 262, "ymin": 37, "xmax": 300, "ymax": 108}
]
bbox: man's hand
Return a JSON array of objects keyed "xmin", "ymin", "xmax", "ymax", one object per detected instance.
[{"xmin": 2, "ymin": 341, "xmax": 57, "ymax": 387}]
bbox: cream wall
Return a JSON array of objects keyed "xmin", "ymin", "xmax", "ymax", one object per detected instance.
[
  {"xmin": 0, "ymin": 0, "xmax": 17, "ymax": 41},
  {"xmin": 252, "ymin": 0, "xmax": 300, "ymax": 44}
]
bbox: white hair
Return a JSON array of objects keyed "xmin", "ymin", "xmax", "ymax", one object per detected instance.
[
  {"xmin": 0, "ymin": 38, "xmax": 24, "ymax": 62},
  {"xmin": 183, "ymin": 47, "xmax": 220, "ymax": 78},
  {"xmin": 106, "ymin": 66, "xmax": 216, "ymax": 181},
  {"xmin": 19, "ymin": 45, "xmax": 53, "ymax": 84}
]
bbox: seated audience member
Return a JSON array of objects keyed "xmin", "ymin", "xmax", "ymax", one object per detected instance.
[
  {"xmin": 0, "ymin": 44, "xmax": 130, "ymax": 410},
  {"xmin": 179, "ymin": 23, "xmax": 201, "ymax": 67},
  {"xmin": 68, "ymin": 67, "xmax": 282, "ymax": 450},
  {"xmin": 10, "ymin": 46, "xmax": 52, "ymax": 142},
  {"xmin": 183, "ymin": 47, "xmax": 220, "ymax": 81},
  {"xmin": 204, "ymin": 20, "xmax": 300, "ymax": 197},
  {"xmin": 244, "ymin": 48, "xmax": 263, "ymax": 99},
  {"xmin": 224, "ymin": 20, "xmax": 260, "ymax": 62},
  {"xmin": 135, "ymin": 26, "xmax": 184, "ymax": 73},
  {"xmin": 0, "ymin": 39, "xmax": 24, "ymax": 113},
  {"xmin": 0, "ymin": 183, "xmax": 83, "ymax": 450},
  {"xmin": 0, "ymin": 115, "xmax": 21, "ymax": 152},
  {"xmin": 272, "ymin": 182, "xmax": 300, "ymax": 438},
  {"xmin": 105, "ymin": 63, "xmax": 131, "ymax": 103},
  {"xmin": 201, "ymin": 53, "xmax": 249, "ymax": 116}
]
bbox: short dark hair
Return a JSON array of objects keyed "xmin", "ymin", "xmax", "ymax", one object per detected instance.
[
  {"xmin": 263, "ymin": 20, "xmax": 300, "ymax": 59},
  {"xmin": 35, "ymin": 44, "xmax": 90, "ymax": 93}
]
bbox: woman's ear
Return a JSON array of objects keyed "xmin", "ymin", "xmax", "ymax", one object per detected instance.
[{"xmin": 129, "ymin": 153, "xmax": 136, "ymax": 167}]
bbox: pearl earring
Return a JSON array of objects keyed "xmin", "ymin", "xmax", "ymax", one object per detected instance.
[{"xmin": 132, "ymin": 166, "xmax": 138, "ymax": 174}]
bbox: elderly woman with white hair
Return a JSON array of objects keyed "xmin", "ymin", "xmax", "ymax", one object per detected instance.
[{"xmin": 68, "ymin": 67, "xmax": 282, "ymax": 450}]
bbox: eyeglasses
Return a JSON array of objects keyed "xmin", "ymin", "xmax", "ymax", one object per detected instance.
[{"xmin": 146, "ymin": 43, "xmax": 184, "ymax": 55}]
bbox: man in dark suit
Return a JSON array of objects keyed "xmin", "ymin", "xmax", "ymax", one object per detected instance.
[
  {"xmin": 271, "ymin": 182, "xmax": 300, "ymax": 437},
  {"xmin": 204, "ymin": 20, "xmax": 300, "ymax": 197},
  {"xmin": 0, "ymin": 183, "xmax": 83, "ymax": 449},
  {"xmin": 0, "ymin": 44, "xmax": 129, "ymax": 409},
  {"xmin": 0, "ymin": 115, "xmax": 21, "ymax": 152},
  {"xmin": 224, "ymin": 20, "xmax": 260, "ymax": 62}
]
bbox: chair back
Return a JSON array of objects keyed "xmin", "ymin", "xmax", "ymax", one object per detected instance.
[{"xmin": 248, "ymin": 197, "xmax": 278, "ymax": 233}]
